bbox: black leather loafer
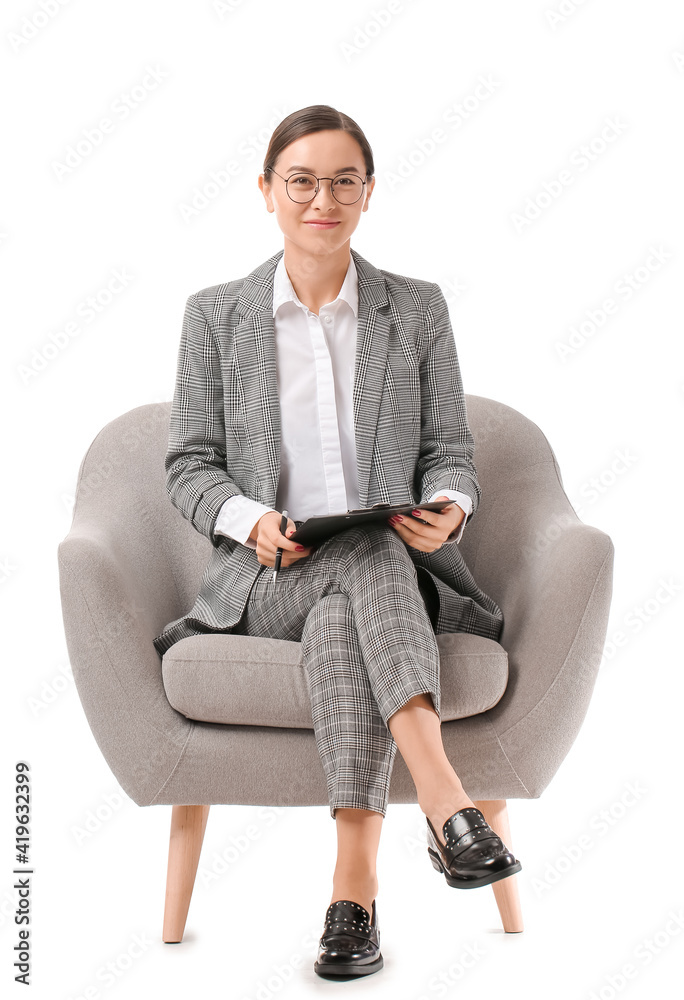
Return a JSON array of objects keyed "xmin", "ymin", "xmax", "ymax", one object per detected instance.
[
  {"xmin": 314, "ymin": 899, "xmax": 383, "ymax": 978},
  {"xmin": 427, "ymin": 807, "xmax": 522, "ymax": 888}
]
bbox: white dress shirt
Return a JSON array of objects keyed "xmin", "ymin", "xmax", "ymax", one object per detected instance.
[{"xmin": 214, "ymin": 254, "xmax": 473, "ymax": 549}]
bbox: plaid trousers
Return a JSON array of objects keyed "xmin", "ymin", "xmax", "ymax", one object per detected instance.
[{"xmin": 226, "ymin": 522, "xmax": 442, "ymax": 820}]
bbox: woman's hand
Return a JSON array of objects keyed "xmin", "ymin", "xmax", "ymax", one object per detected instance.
[
  {"xmin": 387, "ymin": 496, "xmax": 465, "ymax": 553},
  {"xmin": 251, "ymin": 511, "xmax": 314, "ymax": 568}
]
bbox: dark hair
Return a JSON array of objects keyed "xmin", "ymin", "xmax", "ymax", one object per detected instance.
[{"xmin": 263, "ymin": 104, "xmax": 375, "ymax": 180}]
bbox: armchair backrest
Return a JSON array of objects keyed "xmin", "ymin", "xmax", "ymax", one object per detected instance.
[{"xmin": 453, "ymin": 396, "xmax": 577, "ymax": 593}]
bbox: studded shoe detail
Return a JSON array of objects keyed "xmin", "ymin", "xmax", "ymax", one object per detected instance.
[
  {"xmin": 426, "ymin": 807, "xmax": 522, "ymax": 888},
  {"xmin": 314, "ymin": 899, "xmax": 383, "ymax": 978}
]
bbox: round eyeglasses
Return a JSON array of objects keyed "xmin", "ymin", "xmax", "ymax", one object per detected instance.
[{"xmin": 268, "ymin": 168, "xmax": 367, "ymax": 205}]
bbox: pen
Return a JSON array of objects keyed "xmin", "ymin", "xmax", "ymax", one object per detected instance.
[{"xmin": 273, "ymin": 510, "xmax": 289, "ymax": 586}]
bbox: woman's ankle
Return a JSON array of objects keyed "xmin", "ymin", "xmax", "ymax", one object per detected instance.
[
  {"xmin": 330, "ymin": 878, "xmax": 378, "ymax": 919},
  {"xmin": 419, "ymin": 783, "xmax": 475, "ymax": 832}
]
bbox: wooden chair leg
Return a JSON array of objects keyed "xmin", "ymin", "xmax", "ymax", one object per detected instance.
[
  {"xmin": 473, "ymin": 799, "xmax": 523, "ymax": 933},
  {"xmin": 162, "ymin": 805, "xmax": 211, "ymax": 943}
]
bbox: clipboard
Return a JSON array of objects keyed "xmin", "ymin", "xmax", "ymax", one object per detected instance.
[{"xmin": 287, "ymin": 500, "xmax": 456, "ymax": 547}]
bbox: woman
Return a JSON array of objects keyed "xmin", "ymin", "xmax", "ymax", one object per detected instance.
[{"xmin": 153, "ymin": 104, "xmax": 520, "ymax": 979}]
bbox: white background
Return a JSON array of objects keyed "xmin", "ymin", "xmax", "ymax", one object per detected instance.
[{"xmin": 3, "ymin": 1, "xmax": 684, "ymax": 997}]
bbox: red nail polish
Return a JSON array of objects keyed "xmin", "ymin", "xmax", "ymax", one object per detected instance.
[{"xmin": 296, "ymin": 545, "xmax": 305, "ymax": 551}]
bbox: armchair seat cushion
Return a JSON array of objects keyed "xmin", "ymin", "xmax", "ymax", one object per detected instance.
[{"xmin": 161, "ymin": 632, "xmax": 509, "ymax": 728}]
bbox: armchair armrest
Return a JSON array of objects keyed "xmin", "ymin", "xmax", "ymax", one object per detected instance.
[
  {"xmin": 58, "ymin": 521, "xmax": 196, "ymax": 806},
  {"xmin": 464, "ymin": 459, "xmax": 615, "ymax": 796}
]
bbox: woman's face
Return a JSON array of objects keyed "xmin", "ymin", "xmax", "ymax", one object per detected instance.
[{"xmin": 259, "ymin": 129, "xmax": 375, "ymax": 258}]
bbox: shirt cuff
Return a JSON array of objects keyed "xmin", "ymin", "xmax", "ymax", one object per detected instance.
[
  {"xmin": 214, "ymin": 495, "xmax": 279, "ymax": 549},
  {"xmin": 427, "ymin": 489, "xmax": 473, "ymax": 545}
]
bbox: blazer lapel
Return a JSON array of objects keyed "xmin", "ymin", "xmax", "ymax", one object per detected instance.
[
  {"xmin": 232, "ymin": 253, "xmax": 283, "ymax": 507},
  {"xmin": 349, "ymin": 248, "xmax": 390, "ymax": 506},
  {"xmin": 231, "ymin": 247, "xmax": 391, "ymax": 509}
]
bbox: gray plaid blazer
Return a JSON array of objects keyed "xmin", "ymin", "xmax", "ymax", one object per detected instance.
[{"xmin": 155, "ymin": 246, "xmax": 503, "ymax": 650}]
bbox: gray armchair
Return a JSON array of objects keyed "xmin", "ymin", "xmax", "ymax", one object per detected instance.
[{"xmin": 57, "ymin": 395, "xmax": 614, "ymax": 942}]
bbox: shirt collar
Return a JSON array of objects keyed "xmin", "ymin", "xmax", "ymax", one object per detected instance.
[{"xmin": 272, "ymin": 252, "xmax": 358, "ymax": 319}]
